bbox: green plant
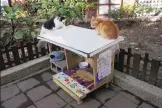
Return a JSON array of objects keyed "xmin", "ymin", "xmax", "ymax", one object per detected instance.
[
  {"xmin": 121, "ymin": 4, "xmax": 135, "ymax": 18},
  {"xmin": 37, "ymin": 0, "xmax": 96, "ymax": 24},
  {"xmin": 14, "ymin": 17, "xmax": 40, "ymax": 40},
  {"xmin": 133, "ymin": 5, "xmax": 160, "ymax": 17},
  {"xmin": 1, "ymin": 4, "xmax": 23, "ymax": 46},
  {"xmin": 110, "ymin": 2, "xmax": 160, "ymax": 21},
  {"xmin": 110, "ymin": 4, "xmax": 135, "ymax": 20},
  {"xmin": 110, "ymin": 9, "xmax": 121, "ymax": 21},
  {"xmin": 1, "ymin": 4, "xmax": 40, "ymax": 47}
]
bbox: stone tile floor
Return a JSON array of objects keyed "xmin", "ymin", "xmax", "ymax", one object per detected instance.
[{"xmin": 1, "ymin": 69, "xmax": 159, "ymax": 108}]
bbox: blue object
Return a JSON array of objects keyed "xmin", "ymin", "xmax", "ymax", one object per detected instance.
[{"xmin": 50, "ymin": 51, "xmax": 64, "ymax": 62}]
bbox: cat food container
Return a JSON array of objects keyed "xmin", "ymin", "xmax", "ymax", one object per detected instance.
[{"xmin": 79, "ymin": 62, "xmax": 89, "ymax": 69}]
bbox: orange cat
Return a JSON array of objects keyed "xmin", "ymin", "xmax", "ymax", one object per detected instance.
[{"xmin": 91, "ymin": 16, "xmax": 119, "ymax": 39}]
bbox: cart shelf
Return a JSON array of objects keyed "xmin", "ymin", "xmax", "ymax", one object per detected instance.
[{"xmin": 38, "ymin": 25, "xmax": 124, "ymax": 104}]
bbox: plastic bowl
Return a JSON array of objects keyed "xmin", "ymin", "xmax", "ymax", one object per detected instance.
[{"xmin": 79, "ymin": 62, "xmax": 89, "ymax": 69}]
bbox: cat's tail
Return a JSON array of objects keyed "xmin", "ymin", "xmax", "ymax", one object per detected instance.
[{"xmin": 36, "ymin": 40, "xmax": 47, "ymax": 52}]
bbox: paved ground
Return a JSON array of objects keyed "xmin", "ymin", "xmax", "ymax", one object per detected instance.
[{"xmin": 1, "ymin": 69, "xmax": 159, "ymax": 108}]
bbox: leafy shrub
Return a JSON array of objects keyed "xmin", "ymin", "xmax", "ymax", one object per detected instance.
[
  {"xmin": 1, "ymin": 4, "xmax": 40, "ymax": 47},
  {"xmin": 36, "ymin": 0, "xmax": 96, "ymax": 24},
  {"xmin": 110, "ymin": 1, "xmax": 161, "ymax": 21}
]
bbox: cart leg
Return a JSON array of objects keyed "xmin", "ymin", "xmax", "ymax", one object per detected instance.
[
  {"xmin": 111, "ymin": 79, "xmax": 114, "ymax": 84},
  {"xmin": 48, "ymin": 43, "xmax": 52, "ymax": 53},
  {"xmin": 77, "ymin": 100, "xmax": 83, "ymax": 104},
  {"xmin": 111, "ymin": 80, "xmax": 114, "ymax": 84},
  {"xmin": 105, "ymin": 83, "xmax": 110, "ymax": 89}
]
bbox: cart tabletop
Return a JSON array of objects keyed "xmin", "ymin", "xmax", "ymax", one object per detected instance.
[{"xmin": 38, "ymin": 25, "xmax": 124, "ymax": 58}]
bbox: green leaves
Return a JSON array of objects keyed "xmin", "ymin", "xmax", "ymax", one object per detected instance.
[
  {"xmin": 13, "ymin": 26, "xmax": 40, "ymax": 40},
  {"xmin": 0, "ymin": 30, "xmax": 12, "ymax": 46},
  {"xmin": 31, "ymin": 28, "xmax": 41, "ymax": 38},
  {"xmin": 3, "ymin": 4, "xmax": 25, "ymax": 20},
  {"xmin": 37, "ymin": 0, "xmax": 96, "ymax": 23},
  {"xmin": 110, "ymin": 2, "xmax": 161, "ymax": 20},
  {"xmin": 132, "ymin": 1, "xmax": 160, "ymax": 17},
  {"xmin": 3, "ymin": 6, "xmax": 12, "ymax": 14},
  {"xmin": 14, "ymin": 29, "xmax": 24, "ymax": 39},
  {"xmin": 1, "ymin": 1, "xmax": 42, "ymax": 47},
  {"xmin": 12, "ymin": 4, "xmax": 21, "ymax": 12},
  {"xmin": 110, "ymin": 9, "xmax": 121, "ymax": 21}
]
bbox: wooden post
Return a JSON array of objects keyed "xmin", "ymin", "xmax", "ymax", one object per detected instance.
[
  {"xmin": 114, "ymin": 53, "xmax": 119, "ymax": 69},
  {"xmin": 20, "ymin": 41, "xmax": 26, "ymax": 61},
  {"xmin": 27, "ymin": 43, "xmax": 34, "ymax": 60},
  {"xmin": 117, "ymin": 49, "xmax": 125, "ymax": 72},
  {"xmin": 48, "ymin": 43, "xmax": 53, "ymax": 53},
  {"xmin": 41, "ymin": 48, "xmax": 46, "ymax": 56},
  {"xmin": 140, "ymin": 53, "xmax": 149, "ymax": 81},
  {"xmin": 11, "ymin": 45, "xmax": 20, "ymax": 65},
  {"xmin": 131, "ymin": 53, "xmax": 141, "ymax": 78},
  {"xmin": 126, "ymin": 48, "xmax": 132, "ymax": 74},
  {"xmin": 148, "ymin": 59, "xmax": 160, "ymax": 85},
  {"xmin": 5, "ymin": 46, "xmax": 12, "ymax": 67},
  {"xmin": 34, "ymin": 38, "xmax": 39, "ymax": 58},
  {"xmin": 0, "ymin": 50, "xmax": 6, "ymax": 71},
  {"xmin": 92, "ymin": 55, "xmax": 98, "ymax": 88}
]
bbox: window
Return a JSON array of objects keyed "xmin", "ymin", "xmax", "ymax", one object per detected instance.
[
  {"xmin": 1, "ymin": 0, "xmax": 9, "ymax": 6},
  {"xmin": 98, "ymin": 0, "xmax": 122, "ymax": 16},
  {"xmin": 1, "ymin": 0, "xmax": 9, "ymax": 13}
]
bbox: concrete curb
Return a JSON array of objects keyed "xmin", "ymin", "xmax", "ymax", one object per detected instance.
[
  {"xmin": 114, "ymin": 70, "xmax": 162, "ymax": 108},
  {"xmin": 1, "ymin": 55, "xmax": 50, "ymax": 85},
  {"xmin": 1, "ymin": 67, "xmax": 50, "ymax": 89}
]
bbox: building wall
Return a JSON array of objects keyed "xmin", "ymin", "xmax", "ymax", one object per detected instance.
[{"xmin": 123, "ymin": 0, "xmax": 136, "ymax": 5}]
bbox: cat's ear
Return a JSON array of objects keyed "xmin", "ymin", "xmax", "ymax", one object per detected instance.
[{"xmin": 59, "ymin": 16, "xmax": 66, "ymax": 21}]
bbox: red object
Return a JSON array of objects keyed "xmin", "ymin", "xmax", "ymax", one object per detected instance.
[{"xmin": 65, "ymin": 78, "xmax": 69, "ymax": 82}]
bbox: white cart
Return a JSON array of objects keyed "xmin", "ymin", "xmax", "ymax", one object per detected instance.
[{"xmin": 38, "ymin": 25, "xmax": 124, "ymax": 104}]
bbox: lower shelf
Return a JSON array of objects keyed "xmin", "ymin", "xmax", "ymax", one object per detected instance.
[
  {"xmin": 53, "ymin": 72, "xmax": 91, "ymax": 99},
  {"xmin": 53, "ymin": 68, "xmax": 114, "ymax": 102}
]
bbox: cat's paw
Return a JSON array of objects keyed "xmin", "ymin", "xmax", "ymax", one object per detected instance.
[{"xmin": 97, "ymin": 32, "xmax": 100, "ymax": 35}]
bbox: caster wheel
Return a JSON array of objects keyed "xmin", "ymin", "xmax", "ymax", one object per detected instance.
[
  {"xmin": 77, "ymin": 100, "xmax": 83, "ymax": 104},
  {"xmin": 105, "ymin": 83, "xmax": 110, "ymax": 89}
]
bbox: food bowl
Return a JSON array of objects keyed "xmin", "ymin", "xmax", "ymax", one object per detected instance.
[{"xmin": 79, "ymin": 62, "xmax": 89, "ymax": 69}]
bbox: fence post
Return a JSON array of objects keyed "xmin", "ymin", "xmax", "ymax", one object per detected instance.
[
  {"xmin": 11, "ymin": 45, "xmax": 20, "ymax": 65},
  {"xmin": 41, "ymin": 48, "xmax": 46, "ymax": 56},
  {"xmin": 126, "ymin": 48, "xmax": 132, "ymax": 74},
  {"xmin": 117, "ymin": 49, "xmax": 125, "ymax": 72},
  {"xmin": 0, "ymin": 50, "xmax": 6, "ymax": 71},
  {"xmin": 131, "ymin": 53, "xmax": 141, "ymax": 78},
  {"xmin": 20, "ymin": 41, "xmax": 26, "ymax": 62},
  {"xmin": 27, "ymin": 43, "xmax": 34, "ymax": 60},
  {"xmin": 148, "ymin": 59, "xmax": 160, "ymax": 85},
  {"xmin": 140, "ymin": 53, "xmax": 149, "ymax": 81},
  {"xmin": 157, "ymin": 79, "xmax": 162, "ymax": 89},
  {"xmin": 114, "ymin": 54, "xmax": 119, "ymax": 69},
  {"xmin": 5, "ymin": 46, "xmax": 12, "ymax": 67},
  {"xmin": 34, "ymin": 38, "xmax": 39, "ymax": 58}
]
